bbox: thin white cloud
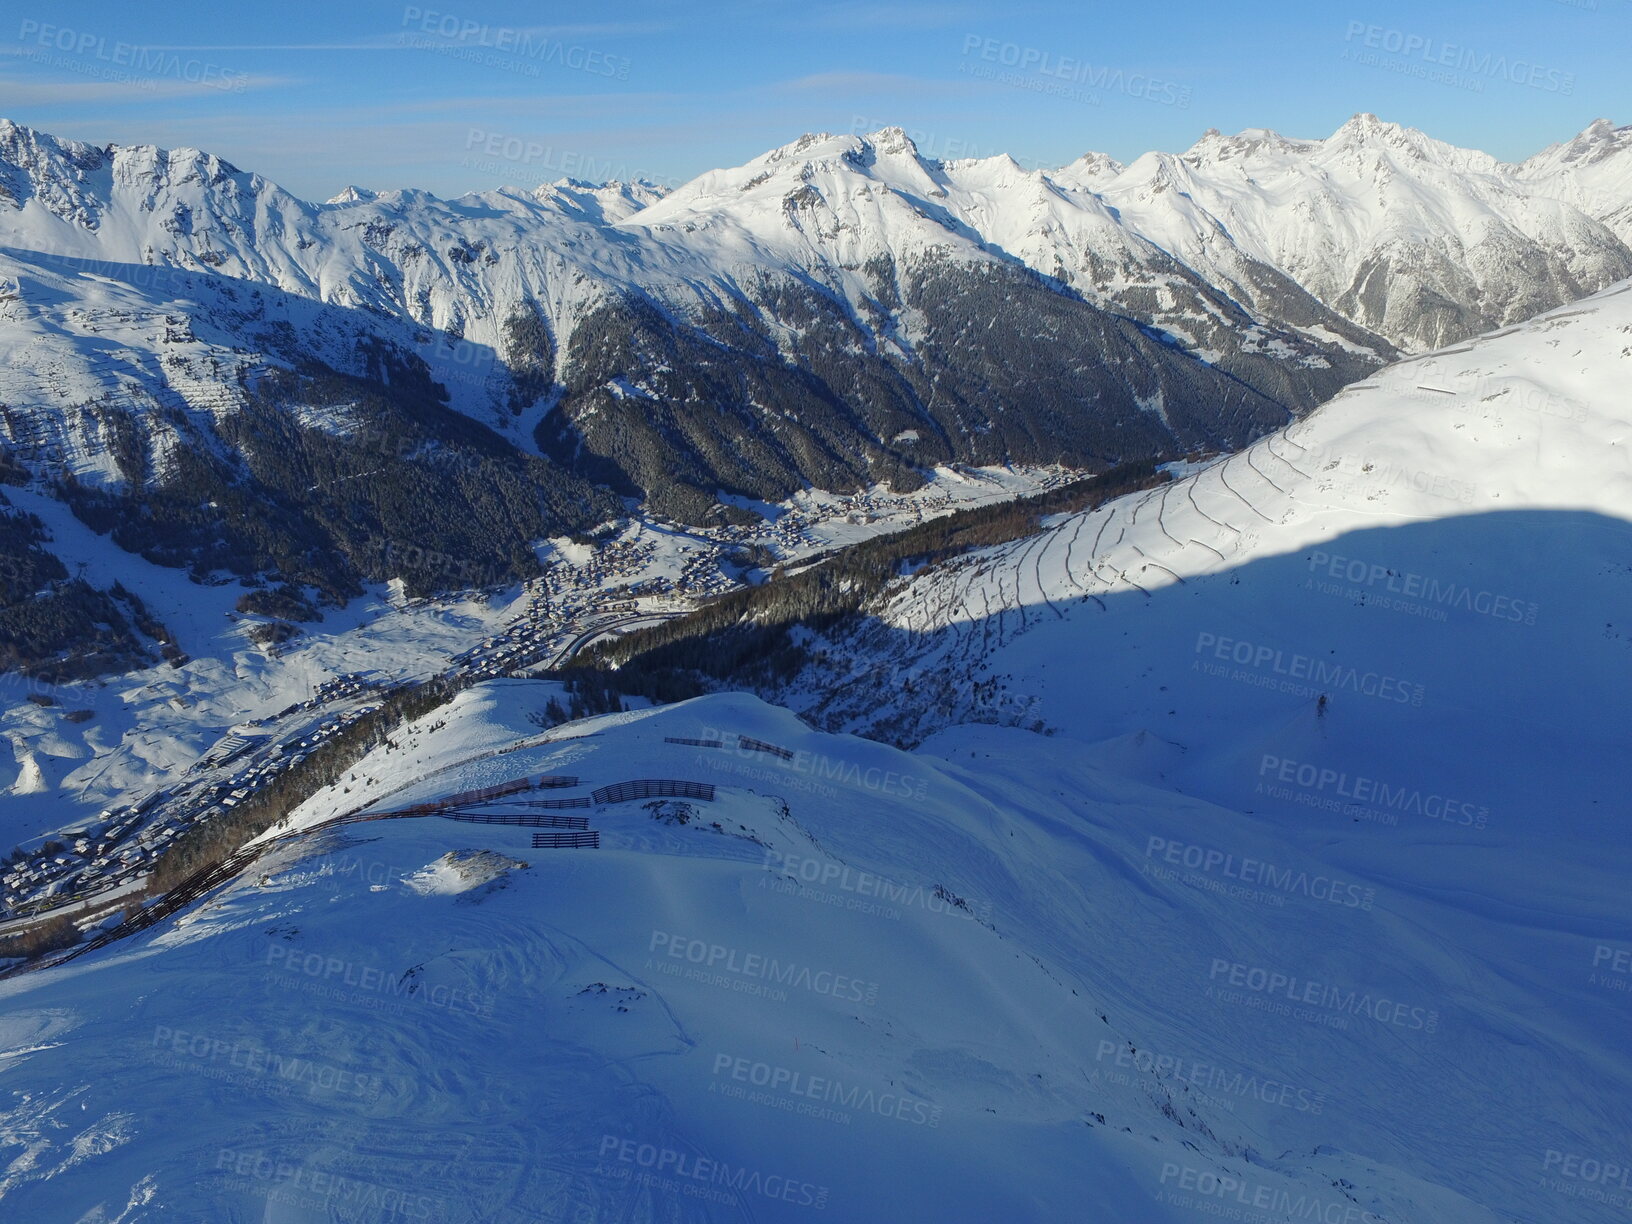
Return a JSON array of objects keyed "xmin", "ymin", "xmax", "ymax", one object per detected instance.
[
  {"xmin": 0, "ymin": 73, "xmax": 294, "ymax": 104},
  {"xmin": 130, "ymin": 22, "xmax": 672, "ymax": 53},
  {"xmin": 775, "ymin": 71, "xmax": 978, "ymax": 95},
  {"xmin": 133, "ymin": 44, "xmax": 405, "ymax": 52},
  {"xmin": 796, "ymin": 2, "xmax": 983, "ymax": 30}
]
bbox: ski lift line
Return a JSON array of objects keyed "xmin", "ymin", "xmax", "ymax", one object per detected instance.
[
  {"xmin": 1058, "ymin": 513, "xmax": 1093, "ymax": 595},
  {"xmin": 1125, "ymin": 487, "xmax": 1152, "ymax": 526},
  {"xmin": 1089, "ymin": 505, "xmax": 1117, "ymax": 555},
  {"xmin": 1278, "ymin": 422, "xmax": 1316, "ymax": 452},
  {"xmin": 1092, "ymin": 561, "xmax": 1129, "ymax": 594},
  {"xmin": 1016, "ymin": 529, "xmax": 1062, "ymax": 620},
  {"xmin": 1141, "ymin": 560, "xmax": 1186, "ymax": 585},
  {"xmin": 1007, "ymin": 532, "xmax": 1042, "ymax": 627}
]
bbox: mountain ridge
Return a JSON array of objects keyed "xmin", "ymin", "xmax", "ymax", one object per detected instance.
[{"xmin": 0, "ymin": 113, "xmax": 1627, "ymax": 679}]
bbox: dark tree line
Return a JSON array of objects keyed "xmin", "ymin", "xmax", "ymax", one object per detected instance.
[
  {"xmin": 0, "ymin": 493, "xmax": 158, "ymax": 678},
  {"xmin": 559, "ymin": 460, "xmax": 1168, "ymax": 701},
  {"xmin": 148, "ymin": 675, "xmax": 467, "ymax": 891}
]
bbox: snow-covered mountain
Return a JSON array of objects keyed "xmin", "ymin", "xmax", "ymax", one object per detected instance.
[
  {"xmin": 361, "ymin": 272, "xmax": 1632, "ymax": 1222},
  {"xmin": 1, "ymin": 122, "xmax": 1630, "ymax": 1222},
  {"xmin": 1, "ymin": 114, "xmax": 1629, "ymax": 680},
  {"xmin": 0, "ymin": 113, "xmax": 1343, "ymax": 464},
  {"xmin": 6, "ymin": 267, "xmax": 1631, "ymax": 1221},
  {"xmin": 1516, "ymin": 117, "xmax": 1632, "ymax": 244},
  {"xmin": 630, "ymin": 125, "xmax": 1389, "ymax": 408},
  {"xmin": 0, "ymin": 117, "xmax": 1315, "ymax": 668},
  {"xmin": 1090, "ymin": 113, "xmax": 1632, "ymax": 351},
  {"xmin": 0, "ymin": 670, "xmax": 1616, "ymax": 1222},
  {"xmin": 779, "ymin": 276, "xmax": 1632, "ymax": 802}
]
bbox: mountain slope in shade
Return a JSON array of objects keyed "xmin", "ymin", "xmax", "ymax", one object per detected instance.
[
  {"xmin": 0, "ymin": 126, "xmax": 1628, "ymax": 1224},
  {"xmin": 792, "ymin": 278, "xmax": 1632, "ymax": 815},
  {"xmin": 0, "ymin": 684, "xmax": 1550, "ymax": 1222},
  {"xmin": 539, "ymin": 280, "xmax": 1632, "ymax": 1222}
]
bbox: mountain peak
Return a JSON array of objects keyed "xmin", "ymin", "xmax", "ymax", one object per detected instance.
[
  {"xmin": 325, "ymin": 185, "xmax": 375, "ymax": 205},
  {"xmin": 766, "ymin": 130, "xmax": 844, "ymax": 163},
  {"xmin": 1056, "ymin": 150, "xmax": 1125, "ymax": 187},
  {"xmin": 1324, "ymin": 112, "xmax": 1469, "ymax": 166},
  {"xmin": 0, "ymin": 116, "xmax": 106, "ymax": 161},
  {"xmin": 1333, "ymin": 111, "xmax": 1403, "ymax": 139},
  {"xmin": 1182, "ymin": 124, "xmax": 1308, "ymax": 166},
  {"xmin": 860, "ymin": 126, "xmax": 920, "ymax": 158},
  {"xmin": 1543, "ymin": 117, "xmax": 1631, "ymax": 166}
]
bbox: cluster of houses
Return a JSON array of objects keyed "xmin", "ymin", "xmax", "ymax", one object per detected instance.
[
  {"xmin": 2, "ymin": 694, "xmax": 383, "ymax": 919},
  {"xmin": 3, "ymin": 481, "xmax": 1055, "ymax": 922}
]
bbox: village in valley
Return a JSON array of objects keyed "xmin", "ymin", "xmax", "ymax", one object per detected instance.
[{"xmin": 0, "ymin": 466, "xmax": 1073, "ymax": 933}]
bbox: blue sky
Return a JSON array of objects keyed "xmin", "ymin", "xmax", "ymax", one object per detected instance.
[{"xmin": 1, "ymin": 0, "xmax": 1625, "ymax": 200}]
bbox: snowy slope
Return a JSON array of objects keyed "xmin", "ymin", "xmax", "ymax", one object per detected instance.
[
  {"xmin": 0, "ymin": 116, "xmax": 1386, "ymax": 420},
  {"xmin": 0, "ymin": 244, "xmax": 404, "ymax": 489},
  {"xmin": 1091, "ymin": 114, "xmax": 1632, "ymax": 350},
  {"xmin": 2, "ymin": 112, "xmax": 1625, "ymax": 424},
  {"xmin": 0, "ymin": 682, "xmax": 1600, "ymax": 1222},
  {"xmin": 1, "ymin": 117, "xmax": 1343, "ymax": 606},
  {"xmin": 1516, "ymin": 118, "xmax": 1632, "ymax": 244},
  {"xmin": 0, "ymin": 117, "xmax": 700, "ymax": 434},
  {"xmin": 0, "ymin": 282, "xmax": 1628, "ymax": 1222},
  {"xmin": 812, "ymin": 277, "xmax": 1632, "ymax": 821},
  {"xmin": 633, "ymin": 126, "xmax": 1391, "ymax": 388},
  {"xmin": 0, "ymin": 112, "xmax": 1626, "ymax": 577},
  {"xmin": 0, "ymin": 463, "xmax": 1072, "ymax": 847}
]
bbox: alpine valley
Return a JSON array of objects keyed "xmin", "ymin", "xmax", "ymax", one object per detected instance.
[
  {"xmin": 4, "ymin": 113, "xmax": 1632, "ymax": 677},
  {"xmin": 0, "ymin": 111, "xmax": 1629, "ymax": 1224}
]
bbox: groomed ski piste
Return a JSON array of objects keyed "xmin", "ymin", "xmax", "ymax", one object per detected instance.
[{"xmin": 0, "ymin": 295, "xmax": 1629, "ymax": 1220}]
